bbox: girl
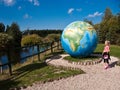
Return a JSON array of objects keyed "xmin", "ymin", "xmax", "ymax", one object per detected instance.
[{"xmin": 102, "ymin": 40, "xmax": 110, "ymax": 69}]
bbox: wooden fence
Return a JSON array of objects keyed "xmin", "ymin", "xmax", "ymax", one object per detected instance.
[{"xmin": 0, "ymin": 40, "xmax": 61, "ymax": 75}]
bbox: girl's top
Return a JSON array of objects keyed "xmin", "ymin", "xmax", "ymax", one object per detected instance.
[{"xmin": 103, "ymin": 45, "xmax": 110, "ymax": 53}]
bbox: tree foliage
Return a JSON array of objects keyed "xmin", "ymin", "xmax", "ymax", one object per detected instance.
[
  {"xmin": 44, "ymin": 34, "xmax": 60, "ymax": 42},
  {"xmin": 6, "ymin": 25, "xmax": 10, "ymax": 33},
  {"xmin": 95, "ymin": 7, "xmax": 120, "ymax": 45},
  {"xmin": 0, "ymin": 33, "xmax": 14, "ymax": 50},
  {"xmin": 102, "ymin": 7, "xmax": 113, "ymax": 21},
  {"xmin": 21, "ymin": 34, "xmax": 43, "ymax": 46},
  {"xmin": 6, "ymin": 22, "xmax": 22, "ymax": 47},
  {"xmin": 0, "ymin": 23, "xmax": 5, "ymax": 32},
  {"xmin": 22, "ymin": 29, "xmax": 62, "ymax": 37},
  {"xmin": 84, "ymin": 19, "xmax": 93, "ymax": 25}
]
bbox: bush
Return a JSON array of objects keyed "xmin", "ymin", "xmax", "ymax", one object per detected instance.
[
  {"xmin": 45, "ymin": 34, "xmax": 60, "ymax": 42},
  {"xmin": 21, "ymin": 34, "xmax": 43, "ymax": 46}
]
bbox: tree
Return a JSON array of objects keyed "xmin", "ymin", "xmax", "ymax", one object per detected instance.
[
  {"xmin": 45, "ymin": 34, "xmax": 60, "ymax": 42},
  {"xmin": 84, "ymin": 19, "xmax": 93, "ymax": 25},
  {"xmin": 0, "ymin": 23, "xmax": 5, "ymax": 32},
  {"xmin": 106, "ymin": 16, "xmax": 119, "ymax": 44},
  {"xmin": 102, "ymin": 7, "xmax": 113, "ymax": 21},
  {"xmin": 21, "ymin": 34, "xmax": 43, "ymax": 46},
  {"xmin": 6, "ymin": 25, "xmax": 10, "ymax": 33},
  {"xmin": 0, "ymin": 33, "xmax": 14, "ymax": 50},
  {"xmin": 116, "ymin": 13, "xmax": 120, "ymax": 34},
  {"xmin": 94, "ymin": 24, "xmax": 101, "ymax": 42},
  {"xmin": 7, "ymin": 22, "xmax": 22, "ymax": 47},
  {"xmin": 99, "ymin": 8, "xmax": 120, "ymax": 44},
  {"xmin": 98, "ymin": 8, "xmax": 114, "ymax": 43}
]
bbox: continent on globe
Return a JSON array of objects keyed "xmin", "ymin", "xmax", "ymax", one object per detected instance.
[
  {"xmin": 61, "ymin": 21, "xmax": 98, "ymax": 57},
  {"xmin": 64, "ymin": 29, "xmax": 83, "ymax": 51}
]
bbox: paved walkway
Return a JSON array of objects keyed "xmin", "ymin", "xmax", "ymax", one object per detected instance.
[{"xmin": 22, "ymin": 54, "xmax": 120, "ymax": 90}]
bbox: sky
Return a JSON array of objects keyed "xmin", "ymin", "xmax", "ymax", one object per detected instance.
[{"xmin": 0, "ymin": 0, "xmax": 120, "ymax": 31}]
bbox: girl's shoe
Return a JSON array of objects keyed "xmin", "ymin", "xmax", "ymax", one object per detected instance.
[{"xmin": 104, "ymin": 66, "xmax": 107, "ymax": 69}]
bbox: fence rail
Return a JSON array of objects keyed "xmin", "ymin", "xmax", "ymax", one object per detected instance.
[{"xmin": 0, "ymin": 40, "xmax": 61, "ymax": 75}]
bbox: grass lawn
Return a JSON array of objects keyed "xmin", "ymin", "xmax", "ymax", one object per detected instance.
[
  {"xmin": 95, "ymin": 44, "xmax": 120, "ymax": 58},
  {"xmin": 95, "ymin": 44, "xmax": 120, "ymax": 66},
  {"xmin": 63, "ymin": 44, "xmax": 120, "ymax": 63},
  {"xmin": 0, "ymin": 44, "xmax": 120, "ymax": 90},
  {"xmin": 0, "ymin": 61, "xmax": 84, "ymax": 90}
]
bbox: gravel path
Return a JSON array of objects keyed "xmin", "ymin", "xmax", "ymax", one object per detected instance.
[{"xmin": 22, "ymin": 54, "xmax": 120, "ymax": 90}]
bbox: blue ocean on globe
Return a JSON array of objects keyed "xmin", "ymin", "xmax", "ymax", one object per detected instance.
[{"xmin": 61, "ymin": 21, "xmax": 98, "ymax": 57}]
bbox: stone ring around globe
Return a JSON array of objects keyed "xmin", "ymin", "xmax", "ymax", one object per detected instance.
[{"xmin": 61, "ymin": 21, "xmax": 98, "ymax": 57}]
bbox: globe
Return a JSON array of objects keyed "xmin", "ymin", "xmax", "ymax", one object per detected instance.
[{"xmin": 61, "ymin": 21, "xmax": 98, "ymax": 57}]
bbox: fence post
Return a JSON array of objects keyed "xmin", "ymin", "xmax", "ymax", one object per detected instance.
[
  {"xmin": 7, "ymin": 49, "xmax": 12, "ymax": 76},
  {"xmin": 51, "ymin": 41, "xmax": 53, "ymax": 53},
  {"xmin": 0, "ymin": 61, "xmax": 2, "ymax": 74},
  {"xmin": 37, "ymin": 45, "xmax": 40, "ymax": 61},
  {"xmin": 57, "ymin": 40, "xmax": 59, "ymax": 49}
]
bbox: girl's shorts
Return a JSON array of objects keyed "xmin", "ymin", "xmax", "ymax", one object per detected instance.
[{"xmin": 104, "ymin": 59, "xmax": 109, "ymax": 64}]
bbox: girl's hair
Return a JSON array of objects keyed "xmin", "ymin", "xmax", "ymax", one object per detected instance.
[{"xmin": 105, "ymin": 40, "xmax": 110, "ymax": 45}]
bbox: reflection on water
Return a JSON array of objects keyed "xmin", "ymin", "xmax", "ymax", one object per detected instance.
[{"xmin": 0, "ymin": 45, "xmax": 49, "ymax": 69}]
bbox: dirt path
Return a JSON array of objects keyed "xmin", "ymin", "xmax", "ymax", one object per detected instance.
[{"xmin": 22, "ymin": 54, "xmax": 120, "ymax": 90}]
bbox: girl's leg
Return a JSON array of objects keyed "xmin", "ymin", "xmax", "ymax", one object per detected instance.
[
  {"xmin": 107, "ymin": 59, "xmax": 109, "ymax": 67},
  {"xmin": 104, "ymin": 63, "xmax": 107, "ymax": 69},
  {"xmin": 104, "ymin": 59, "xmax": 106, "ymax": 68},
  {"xmin": 108, "ymin": 53, "xmax": 111, "ymax": 60}
]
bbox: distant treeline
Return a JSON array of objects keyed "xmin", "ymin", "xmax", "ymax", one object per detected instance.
[{"xmin": 22, "ymin": 29, "xmax": 63, "ymax": 37}]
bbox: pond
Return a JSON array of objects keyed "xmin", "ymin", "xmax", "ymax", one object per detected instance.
[{"xmin": 0, "ymin": 45, "xmax": 50, "ymax": 70}]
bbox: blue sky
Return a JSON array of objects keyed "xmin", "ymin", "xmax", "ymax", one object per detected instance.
[{"xmin": 0, "ymin": 0, "xmax": 120, "ymax": 31}]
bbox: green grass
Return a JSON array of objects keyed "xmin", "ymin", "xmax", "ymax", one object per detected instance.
[
  {"xmin": 0, "ymin": 62, "xmax": 84, "ymax": 90},
  {"xmin": 95, "ymin": 44, "xmax": 120, "ymax": 58},
  {"xmin": 64, "ymin": 44, "xmax": 120, "ymax": 63},
  {"xmin": 0, "ymin": 44, "xmax": 120, "ymax": 90},
  {"xmin": 64, "ymin": 56, "xmax": 99, "ymax": 62},
  {"xmin": 95, "ymin": 44, "xmax": 120, "ymax": 66}
]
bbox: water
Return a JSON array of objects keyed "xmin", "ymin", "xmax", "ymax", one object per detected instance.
[{"xmin": 0, "ymin": 45, "xmax": 49, "ymax": 69}]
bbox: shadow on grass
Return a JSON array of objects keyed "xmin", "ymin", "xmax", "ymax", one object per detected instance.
[
  {"xmin": 92, "ymin": 52, "xmax": 102, "ymax": 58},
  {"xmin": 52, "ymin": 49, "xmax": 66, "ymax": 55},
  {"xmin": 0, "ymin": 79, "xmax": 21, "ymax": 90},
  {"xmin": 71, "ymin": 52, "xmax": 102, "ymax": 59},
  {"xmin": 0, "ymin": 62, "xmax": 47, "ymax": 90},
  {"xmin": 45, "ymin": 49, "xmax": 65, "ymax": 60},
  {"xmin": 93, "ymin": 52, "xmax": 102, "ymax": 54}
]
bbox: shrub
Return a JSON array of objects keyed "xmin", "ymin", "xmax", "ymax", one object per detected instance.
[
  {"xmin": 21, "ymin": 34, "xmax": 43, "ymax": 46},
  {"xmin": 45, "ymin": 34, "xmax": 60, "ymax": 42}
]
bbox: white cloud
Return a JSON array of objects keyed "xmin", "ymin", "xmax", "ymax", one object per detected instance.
[
  {"xmin": 18, "ymin": 6, "xmax": 21, "ymax": 10},
  {"xmin": 68, "ymin": 8, "xmax": 82, "ymax": 14},
  {"xmin": 2, "ymin": 0, "xmax": 15, "ymax": 6},
  {"xmin": 1, "ymin": 0, "xmax": 40, "ymax": 6},
  {"xmin": 24, "ymin": 14, "xmax": 29, "ymax": 19},
  {"xmin": 28, "ymin": 0, "xmax": 33, "ymax": 3},
  {"xmin": 76, "ymin": 8, "xmax": 82, "ymax": 12},
  {"xmin": 28, "ymin": 0, "xmax": 39, "ymax": 6},
  {"xmin": 68, "ymin": 8, "xmax": 74, "ymax": 14},
  {"xmin": 87, "ymin": 11, "xmax": 103, "ymax": 18},
  {"xmin": 23, "ymin": 13, "xmax": 32, "ymax": 19},
  {"xmin": 34, "ymin": 0, "xmax": 39, "ymax": 6}
]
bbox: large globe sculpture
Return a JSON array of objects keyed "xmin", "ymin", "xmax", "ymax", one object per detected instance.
[{"xmin": 61, "ymin": 21, "xmax": 98, "ymax": 57}]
